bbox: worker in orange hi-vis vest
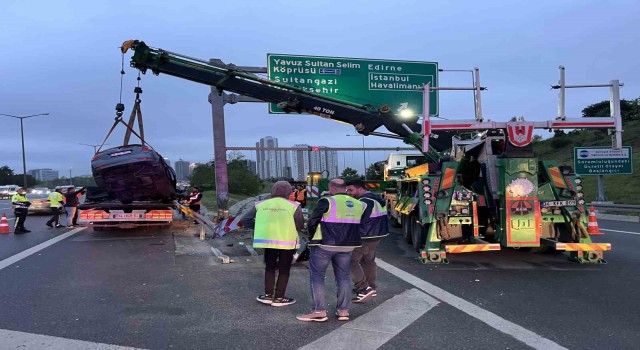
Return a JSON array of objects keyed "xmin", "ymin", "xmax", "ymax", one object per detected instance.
[
  {"xmin": 289, "ymin": 186, "xmax": 298, "ymax": 201},
  {"xmin": 295, "ymin": 185, "xmax": 307, "ymax": 208}
]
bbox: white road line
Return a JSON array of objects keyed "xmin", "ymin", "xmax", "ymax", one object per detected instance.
[
  {"xmin": 376, "ymin": 258, "xmax": 567, "ymax": 350},
  {"xmin": 0, "ymin": 328, "xmax": 145, "ymax": 349},
  {"xmin": 0, "ymin": 227, "xmax": 85, "ymax": 271},
  {"xmin": 600, "ymin": 228, "xmax": 640, "ymax": 235},
  {"xmin": 299, "ymin": 288, "xmax": 438, "ymax": 350}
]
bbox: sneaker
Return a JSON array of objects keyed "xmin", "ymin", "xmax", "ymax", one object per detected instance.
[
  {"xmin": 256, "ymin": 294, "xmax": 274, "ymax": 305},
  {"xmin": 67, "ymin": 225, "xmax": 75, "ymax": 228},
  {"xmin": 272, "ymin": 297, "xmax": 296, "ymax": 307},
  {"xmin": 296, "ymin": 310, "xmax": 328, "ymax": 322},
  {"xmin": 55, "ymin": 224, "xmax": 64, "ymax": 228},
  {"xmin": 335, "ymin": 309, "xmax": 350, "ymax": 321},
  {"xmin": 21, "ymin": 228, "xmax": 31, "ymax": 233},
  {"xmin": 46, "ymin": 222, "xmax": 53, "ymax": 228},
  {"xmin": 352, "ymin": 287, "xmax": 376, "ymax": 303}
]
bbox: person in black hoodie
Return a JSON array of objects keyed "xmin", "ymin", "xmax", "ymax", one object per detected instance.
[
  {"xmin": 63, "ymin": 187, "xmax": 85, "ymax": 227},
  {"xmin": 345, "ymin": 179, "xmax": 389, "ymax": 303}
]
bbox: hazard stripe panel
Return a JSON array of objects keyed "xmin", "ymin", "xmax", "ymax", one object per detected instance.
[
  {"xmin": 441, "ymin": 168, "xmax": 456, "ymax": 190},
  {"xmin": 559, "ymin": 243, "xmax": 611, "ymax": 251},
  {"xmin": 547, "ymin": 167, "xmax": 567, "ymax": 189},
  {"xmin": 445, "ymin": 244, "xmax": 501, "ymax": 253}
]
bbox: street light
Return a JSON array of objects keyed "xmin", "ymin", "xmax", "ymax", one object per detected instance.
[
  {"xmin": 0, "ymin": 113, "xmax": 50, "ymax": 187},
  {"xmin": 346, "ymin": 134, "xmax": 366, "ymax": 180},
  {"xmin": 79, "ymin": 143, "xmax": 108, "ymax": 154}
]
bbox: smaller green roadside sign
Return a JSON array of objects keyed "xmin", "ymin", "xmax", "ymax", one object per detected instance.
[{"xmin": 574, "ymin": 147, "xmax": 633, "ymax": 175}]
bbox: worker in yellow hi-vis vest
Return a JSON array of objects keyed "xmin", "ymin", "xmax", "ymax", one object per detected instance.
[{"xmin": 241, "ymin": 181, "xmax": 304, "ymax": 307}]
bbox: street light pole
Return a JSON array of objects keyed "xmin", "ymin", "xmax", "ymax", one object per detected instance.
[
  {"xmin": 0, "ymin": 113, "xmax": 49, "ymax": 187},
  {"xmin": 346, "ymin": 134, "xmax": 367, "ymax": 179},
  {"xmin": 79, "ymin": 143, "xmax": 108, "ymax": 154}
]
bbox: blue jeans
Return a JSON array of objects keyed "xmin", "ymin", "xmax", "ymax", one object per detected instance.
[{"xmin": 309, "ymin": 246, "xmax": 352, "ymax": 312}]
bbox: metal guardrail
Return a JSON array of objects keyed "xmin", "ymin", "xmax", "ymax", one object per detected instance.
[{"xmin": 589, "ymin": 203, "xmax": 640, "ymax": 214}]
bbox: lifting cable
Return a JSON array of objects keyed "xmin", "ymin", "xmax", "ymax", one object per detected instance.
[{"xmin": 96, "ymin": 51, "xmax": 156, "ymax": 154}]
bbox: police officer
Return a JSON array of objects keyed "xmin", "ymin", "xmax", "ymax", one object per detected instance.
[
  {"xmin": 11, "ymin": 187, "xmax": 31, "ymax": 233},
  {"xmin": 46, "ymin": 188, "xmax": 65, "ymax": 228}
]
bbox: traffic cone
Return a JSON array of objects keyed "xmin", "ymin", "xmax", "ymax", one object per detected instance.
[
  {"xmin": 0, "ymin": 213, "xmax": 11, "ymax": 234},
  {"xmin": 587, "ymin": 206, "xmax": 604, "ymax": 235}
]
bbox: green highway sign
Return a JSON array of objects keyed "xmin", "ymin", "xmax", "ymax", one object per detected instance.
[
  {"xmin": 267, "ymin": 54, "xmax": 438, "ymax": 116},
  {"xmin": 574, "ymin": 146, "xmax": 633, "ymax": 175}
]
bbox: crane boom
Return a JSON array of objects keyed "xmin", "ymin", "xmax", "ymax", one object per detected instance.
[{"xmin": 121, "ymin": 40, "xmax": 452, "ymax": 151}]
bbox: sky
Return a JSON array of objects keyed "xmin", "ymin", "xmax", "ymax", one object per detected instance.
[{"xmin": 1, "ymin": 0, "xmax": 639, "ymax": 177}]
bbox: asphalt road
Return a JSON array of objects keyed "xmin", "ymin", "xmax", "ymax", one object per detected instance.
[{"xmin": 0, "ymin": 205, "xmax": 638, "ymax": 350}]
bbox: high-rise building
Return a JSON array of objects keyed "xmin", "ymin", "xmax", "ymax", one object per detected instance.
[
  {"xmin": 174, "ymin": 159, "xmax": 191, "ymax": 182},
  {"xmin": 27, "ymin": 169, "xmax": 59, "ymax": 181},
  {"xmin": 289, "ymin": 145, "xmax": 338, "ymax": 180},
  {"xmin": 291, "ymin": 144, "xmax": 310, "ymax": 181},
  {"xmin": 256, "ymin": 136, "xmax": 289, "ymax": 179},
  {"xmin": 243, "ymin": 159, "xmax": 257, "ymax": 175},
  {"xmin": 310, "ymin": 147, "xmax": 339, "ymax": 178},
  {"xmin": 189, "ymin": 163, "xmax": 198, "ymax": 175}
]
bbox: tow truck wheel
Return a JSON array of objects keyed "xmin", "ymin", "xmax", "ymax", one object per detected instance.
[
  {"xmin": 401, "ymin": 215, "xmax": 412, "ymax": 244},
  {"xmin": 411, "ymin": 218, "xmax": 426, "ymax": 252}
]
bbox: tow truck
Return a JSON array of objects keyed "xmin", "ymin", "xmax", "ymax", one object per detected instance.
[{"xmin": 121, "ymin": 40, "xmax": 616, "ymax": 263}]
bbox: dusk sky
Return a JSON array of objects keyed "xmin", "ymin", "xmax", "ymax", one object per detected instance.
[{"xmin": 2, "ymin": 0, "xmax": 639, "ymax": 176}]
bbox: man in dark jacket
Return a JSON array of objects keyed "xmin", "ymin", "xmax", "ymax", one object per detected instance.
[
  {"xmin": 296, "ymin": 179, "xmax": 364, "ymax": 322},
  {"xmin": 63, "ymin": 187, "xmax": 85, "ymax": 227},
  {"xmin": 346, "ymin": 179, "xmax": 389, "ymax": 303}
]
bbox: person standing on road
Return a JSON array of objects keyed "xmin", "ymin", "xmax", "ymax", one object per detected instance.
[
  {"xmin": 297, "ymin": 179, "xmax": 365, "ymax": 322},
  {"xmin": 346, "ymin": 179, "xmax": 389, "ymax": 303},
  {"xmin": 288, "ymin": 185, "xmax": 298, "ymax": 202},
  {"xmin": 11, "ymin": 187, "xmax": 31, "ymax": 233},
  {"xmin": 63, "ymin": 187, "xmax": 85, "ymax": 227},
  {"xmin": 240, "ymin": 181, "xmax": 304, "ymax": 307},
  {"xmin": 46, "ymin": 188, "xmax": 65, "ymax": 228},
  {"xmin": 295, "ymin": 185, "xmax": 307, "ymax": 208},
  {"xmin": 187, "ymin": 187, "xmax": 203, "ymax": 224}
]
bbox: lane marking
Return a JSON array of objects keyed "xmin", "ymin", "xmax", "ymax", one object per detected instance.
[
  {"xmin": 299, "ymin": 288, "xmax": 438, "ymax": 350},
  {"xmin": 0, "ymin": 328, "xmax": 145, "ymax": 349},
  {"xmin": 0, "ymin": 227, "xmax": 85, "ymax": 271},
  {"xmin": 376, "ymin": 258, "xmax": 567, "ymax": 350},
  {"xmin": 600, "ymin": 228, "xmax": 640, "ymax": 236}
]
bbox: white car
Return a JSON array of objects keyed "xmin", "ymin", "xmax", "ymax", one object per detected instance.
[
  {"xmin": 30, "ymin": 187, "xmax": 51, "ymax": 194},
  {"xmin": 0, "ymin": 185, "xmax": 20, "ymax": 199}
]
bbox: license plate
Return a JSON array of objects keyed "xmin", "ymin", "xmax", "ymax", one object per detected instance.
[
  {"xmin": 114, "ymin": 213, "xmax": 141, "ymax": 219},
  {"xmin": 541, "ymin": 200, "xmax": 577, "ymax": 207},
  {"xmin": 109, "ymin": 150, "xmax": 133, "ymax": 157}
]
